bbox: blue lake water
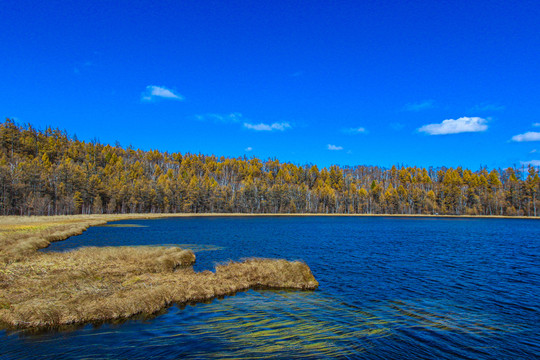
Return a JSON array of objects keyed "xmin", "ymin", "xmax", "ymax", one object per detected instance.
[{"xmin": 2, "ymin": 216, "xmax": 540, "ymax": 359}]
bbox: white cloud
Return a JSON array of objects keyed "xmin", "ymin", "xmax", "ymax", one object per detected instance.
[
  {"xmin": 418, "ymin": 117, "xmax": 488, "ymax": 135},
  {"xmin": 327, "ymin": 144, "xmax": 343, "ymax": 151},
  {"xmin": 142, "ymin": 85, "xmax": 184, "ymax": 102},
  {"xmin": 530, "ymin": 149, "xmax": 537, "ymax": 153},
  {"xmin": 345, "ymin": 127, "xmax": 367, "ymax": 134},
  {"xmin": 195, "ymin": 113, "xmax": 242, "ymax": 123},
  {"xmin": 520, "ymin": 160, "xmax": 540, "ymax": 167},
  {"xmin": 243, "ymin": 122, "xmax": 291, "ymax": 131},
  {"xmin": 193, "ymin": 114, "xmax": 289, "ymax": 132},
  {"xmin": 245, "ymin": 147, "xmax": 253, "ymax": 152},
  {"xmin": 533, "ymin": 123, "xmax": 540, "ymax": 127},
  {"xmin": 511, "ymin": 132, "xmax": 540, "ymax": 142},
  {"xmin": 403, "ymin": 100, "xmax": 434, "ymax": 112}
]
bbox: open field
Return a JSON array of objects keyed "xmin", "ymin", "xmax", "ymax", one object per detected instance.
[{"xmin": 0, "ymin": 214, "xmax": 318, "ymax": 329}]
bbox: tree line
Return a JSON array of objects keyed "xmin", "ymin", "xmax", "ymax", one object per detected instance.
[{"xmin": 1, "ymin": 118, "xmax": 539, "ymax": 216}]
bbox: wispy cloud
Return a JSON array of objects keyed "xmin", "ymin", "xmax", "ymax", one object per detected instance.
[
  {"xmin": 390, "ymin": 122, "xmax": 405, "ymax": 131},
  {"xmin": 533, "ymin": 123, "xmax": 540, "ymax": 127},
  {"xmin": 290, "ymin": 71, "xmax": 303, "ymax": 77},
  {"xmin": 193, "ymin": 114, "xmax": 290, "ymax": 132},
  {"xmin": 403, "ymin": 100, "xmax": 435, "ymax": 112},
  {"xmin": 520, "ymin": 160, "xmax": 540, "ymax": 167},
  {"xmin": 141, "ymin": 86, "xmax": 184, "ymax": 102},
  {"xmin": 418, "ymin": 117, "xmax": 488, "ymax": 135},
  {"xmin": 74, "ymin": 60, "xmax": 94, "ymax": 74},
  {"xmin": 531, "ymin": 149, "xmax": 537, "ymax": 154},
  {"xmin": 195, "ymin": 113, "xmax": 242, "ymax": 123},
  {"xmin": 471, "ymin": 103, "xmax": 505, "ymax": 112},
  {"xmin": 344, "ymin": 126, "xmax": 367, "ymax": 134},
  {"xmin": 327, "ymin": 144, "xmax": 343, "ymax": 151},
  {"xmin": 245, "ymin": 147, "xmax": 253, "ymax": 152},
  {"xmin": 511, "ymin": 132, "xmax": 540, "ymax": 142},
  {"xmin": 243, "ymin": 122, "xmax": 291, "ymax": 131}
]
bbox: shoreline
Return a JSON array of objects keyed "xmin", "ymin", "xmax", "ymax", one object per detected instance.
[
  {"xmin": 1, "ymin": 212, "xmax": 539, "ymax": 225},
  {"xmin": 162, "ymin": 213, "xmax": 540, "ymax": 220}
]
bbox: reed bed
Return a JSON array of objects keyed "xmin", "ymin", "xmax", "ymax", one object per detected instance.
[
  {"xmin": 0, "ymin": 214, "xmax": 179, "ymax": 261},
  {"xmin": 0, "ymin": 215, "xmax": 318, "ymax": 329}
]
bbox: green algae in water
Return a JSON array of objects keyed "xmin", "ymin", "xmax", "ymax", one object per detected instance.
[
  {"xmin": 184, "ymin": 291, "xmax": 392, "ymax": 358},
  {"xmin": 180, "ymin": 291, "xmax": 514, "ymax": 359}
]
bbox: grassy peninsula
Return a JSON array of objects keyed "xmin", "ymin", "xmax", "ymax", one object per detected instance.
[{"xmin": 0, "ymin": 214, "xmax": 318, "ymax": 330}]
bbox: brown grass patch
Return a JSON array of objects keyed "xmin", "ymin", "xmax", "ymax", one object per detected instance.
[
  {"xmin": 0, "ymin": 214, "xmax": 177, "ymax": 261},
  {"xmin": 0, "ymin": 215, "xmax": 318, "ymax": 329}
]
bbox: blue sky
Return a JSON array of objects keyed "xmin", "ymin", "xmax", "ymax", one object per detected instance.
[{"xmin": 2, "ymin": 0, "xmax": 540, "ymax": 169}]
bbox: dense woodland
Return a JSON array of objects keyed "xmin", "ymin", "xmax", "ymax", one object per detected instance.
[{"xmin": 1, "ymin": 119, "xmax": 539, "ymax": 216}]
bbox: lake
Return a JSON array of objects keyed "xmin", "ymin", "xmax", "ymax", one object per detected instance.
[{"xmin": 2, "ymin": 216, "xmax": 539, "ymax": 359}]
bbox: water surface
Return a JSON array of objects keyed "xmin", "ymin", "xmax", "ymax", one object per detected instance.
[{"xmin": 3, "ymin": 216, "xmax": 539, "ymax": 359}]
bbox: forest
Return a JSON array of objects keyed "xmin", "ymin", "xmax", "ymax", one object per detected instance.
[{"xmin": 1, "ymin": 118, "xmax": 539, "ymax": 216}]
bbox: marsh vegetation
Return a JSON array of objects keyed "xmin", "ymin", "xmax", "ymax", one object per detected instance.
[{"xmin": 0, "ymin": 215, "xmax": 318, "ymax": 329}]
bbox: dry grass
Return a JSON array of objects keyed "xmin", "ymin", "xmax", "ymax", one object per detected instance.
[
  {"xmin": 0, "ymin": 214, "xmax": 178, "ymax": 261},
  {"xmin": 0, "ymin": 215, "xmax": 318, "ymax": 329}
]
